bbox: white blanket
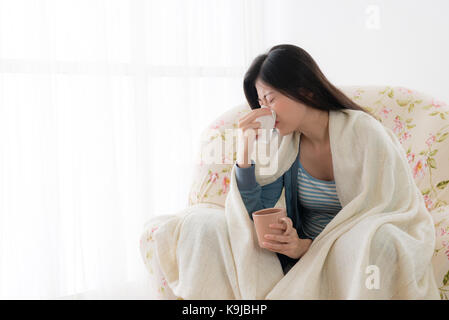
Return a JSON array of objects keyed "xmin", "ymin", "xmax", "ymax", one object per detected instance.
[{"xmin": 153, "ymin": 109, "xmax": 440, "ymax": 299}]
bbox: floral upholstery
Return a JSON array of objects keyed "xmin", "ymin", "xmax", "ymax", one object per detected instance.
[
  {"xmin": 140, "ymin": 86, "xmax": 449, "ymax": 299},
  {"xmin": 140, "ymin": 220, "xmax": 179, "ymax": 299}
]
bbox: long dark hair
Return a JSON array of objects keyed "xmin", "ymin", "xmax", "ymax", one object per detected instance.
[{"xmin": 243, "ymin": 44, "xmax": 374, "ymax": 117}]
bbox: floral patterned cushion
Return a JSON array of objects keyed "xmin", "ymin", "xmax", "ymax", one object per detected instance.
[
  {"xmin": 141, "ymin": 86, "xmax": 449, "ymax": 299},
  {"xmin": 431, "ymin": 205, "xmax": 449, "ymax": 299},
  {"xmin": 140, "ymin": 217, "xmax": 179, "ymax": 299},
  {"xmin": 187, "ymin": 104, "xmax": 289, "ymax": 211}
]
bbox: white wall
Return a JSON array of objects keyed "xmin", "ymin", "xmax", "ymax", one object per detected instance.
[{"xmin": 261, "ymin": 0, "xmax": 449, "ymax": 102}]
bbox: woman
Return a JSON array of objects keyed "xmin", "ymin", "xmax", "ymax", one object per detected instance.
[
  {"xmin": 235, "ymin": 44, "xmax": 376, "ymax": 274},
  {"xmin": 150, "ymin": 44, "xmax": 438, "ymax": 299}
]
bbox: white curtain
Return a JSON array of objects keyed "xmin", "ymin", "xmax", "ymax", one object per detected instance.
[
  {"xmin": 1, "ymin": 0, "xmax": 447, "ymax": 299},
  {"xmin": 0, "ymin": 0, "xmax": 264, "ymax": 299}
]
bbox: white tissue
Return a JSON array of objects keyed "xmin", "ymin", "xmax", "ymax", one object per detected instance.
[
  {"xmin": 255, "ymin": 105, "xmax": 276, "ymax": 130},
  {"xmin": 254, "ymin": 105, "xmax": 277, "ymax": 144}
]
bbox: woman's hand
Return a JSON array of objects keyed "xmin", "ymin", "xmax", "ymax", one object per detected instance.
[
  {"xmin": 236, "ymin": 108, "xmax": 273, "ymax": 167},
  {"xmin": 262, "ymin": 217, "xmax": 313, "ymax": 259}
]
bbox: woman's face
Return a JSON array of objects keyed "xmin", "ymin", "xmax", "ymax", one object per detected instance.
[{"xmin": 255, "ymin": 79, "xmax": 311, "ymax": 137}]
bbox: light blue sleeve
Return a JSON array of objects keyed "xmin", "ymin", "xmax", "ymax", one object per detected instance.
[{"xmin": 234, "ymin": 160, "xmax": 284, "ymax": 220}]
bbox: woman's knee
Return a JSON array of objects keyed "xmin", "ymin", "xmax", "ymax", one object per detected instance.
[{"xmin": 182, "ymin": 209, "xmax": 227, "ymax": 240}]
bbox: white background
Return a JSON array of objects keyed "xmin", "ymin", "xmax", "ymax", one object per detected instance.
[{"xmin": 0, "ymin": 0, "xmax": 448, "ymax": 299}]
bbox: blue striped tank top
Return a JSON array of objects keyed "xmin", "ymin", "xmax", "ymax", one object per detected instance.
[{"xmin": 297, "ymin": 159, "xmax": 342, "ymax": 240}]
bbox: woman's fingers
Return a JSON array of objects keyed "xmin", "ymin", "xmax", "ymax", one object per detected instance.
[
  {"xmin": 240, "ymin": 122, "xmax": 261, "ymax": 139},
  {"xmin": 245, "ymin": 122, "xmax": 262, "ymax": 130},
  {"xmin": 238, "ymin": 108, "xmax": 272, "ymax": 128},
  {"xmin": 239, "ymin": 107, "xmax": 271, "ymax": 123},
  {"xmin": 280, "ymin": 217, "xmax": 293, "ymax": 235},
  {"xmin": 237, "ymin": 111, "xmax": 254, "ymax": 124},
  {"xmin": 269, "ymin": 218, "xmax": 293, "ymax": 235},
  {"xmin": 262, "ymin": 241, "xmax": 288, "ymax": 252},
  {"xmin": 269, "ymin": 223, "xmax": 286, "ymax": 230},
  {"xmin": 264, "ymin": 233, "xmax": 290, "ymax": 243}
]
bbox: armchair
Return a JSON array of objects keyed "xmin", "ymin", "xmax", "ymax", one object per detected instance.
[{"xmin": 140, "ymin": 85, "xmax": 449, "ymax": 299}]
